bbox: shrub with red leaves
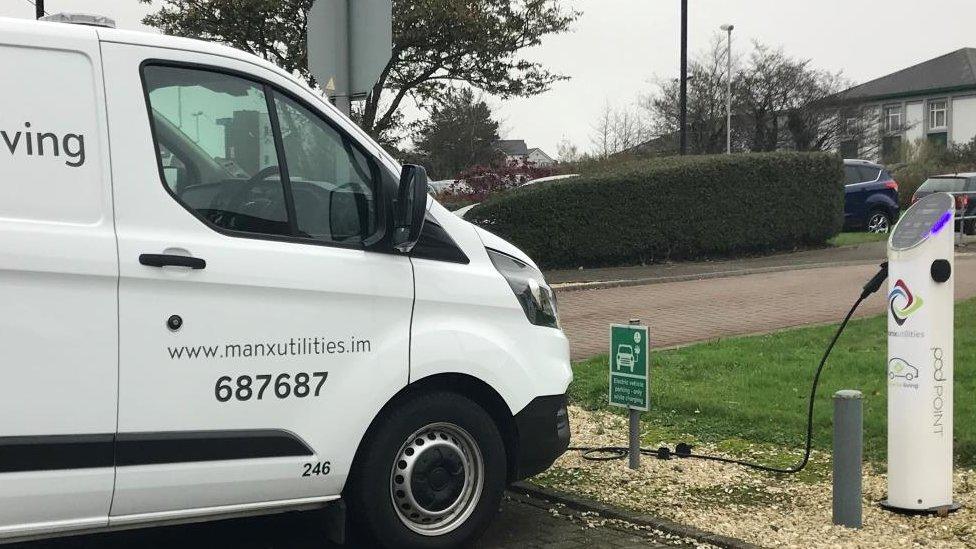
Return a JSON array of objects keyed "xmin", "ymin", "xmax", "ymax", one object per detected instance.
[{"xmin": 438, "ymin": 160, "xmax": 557, "ymax": 204}]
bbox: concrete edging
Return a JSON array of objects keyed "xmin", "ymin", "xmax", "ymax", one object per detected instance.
[
  {"xmin": 551, "ymin": 259, "xmax": 881, "ymax": 293},
  {"xmin": 550, "ymin": 245, "xmax": 976, "ymax": 293},
  {"xmin": 509, "ymin": 481, "xmax": 760, "ymax": 549}
]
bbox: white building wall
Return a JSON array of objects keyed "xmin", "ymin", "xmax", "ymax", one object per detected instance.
[
  {"xmin": 527, "ymin": 150, "xmax": 555, "ymax": 167},
  {"xmin": 951, "ymin": 95, "xmax": 976, "ymax": 145},
  {"xmin": 905, "ymin": 101, "xmax": 924, "ymax": 144}
]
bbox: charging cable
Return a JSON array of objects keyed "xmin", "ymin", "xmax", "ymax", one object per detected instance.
[{"xmin": 571, "ymin": 261, "xmax": 889, "ymax": 474}]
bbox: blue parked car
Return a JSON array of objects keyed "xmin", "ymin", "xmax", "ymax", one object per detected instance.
[{"xmin": 843, "ymin": 159, "xmax": 900, "ymax": 233}]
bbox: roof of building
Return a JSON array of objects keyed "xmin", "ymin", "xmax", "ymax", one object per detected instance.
[
  {"xmin": 836, "ymin": 48, "xmax": 976, "ymax": 102},
  {"xmin": 495, "ymin": 139, "xmax": 529, "ymax": 156},
  {"xmin": 617, "ymin": 134, "xmax": 676, "ymax": 156},
  {"xmin": 527, "ymin": 147, "xmax": 554, "ymax": 161}
]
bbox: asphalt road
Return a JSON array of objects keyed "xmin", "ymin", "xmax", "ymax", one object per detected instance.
[{"xmin": 10, "ymin": 493, "xmax": 690, "ymax": 549}]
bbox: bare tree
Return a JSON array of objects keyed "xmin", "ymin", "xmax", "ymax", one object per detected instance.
[
  {"xmin": 642, "ymin": 36, "xmax": 736, "ymax": 154},
  {"xmin": 736, "ymin": 43, "xmax": 854, "ymax": 153},
  {"xmin": 589, "ymin": 101, "xmax": 651, "ymax": 157},
  {"xmin": 643, "ymin": 38, "xmax": 865, "ymax": 156},
  {"xmin": 556, "ymin": 137, "xmax": 582, "ymax": 163}
]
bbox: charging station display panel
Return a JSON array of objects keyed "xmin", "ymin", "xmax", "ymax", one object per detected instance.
[{"xmin": 890, "ymin": 193, "xmax": 954, "ymax": 251}]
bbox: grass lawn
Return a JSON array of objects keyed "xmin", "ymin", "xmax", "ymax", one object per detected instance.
[
  {"xmin": 570, "ymin": 298, "xmax": 976, "ymax": 467},
  {"xmin": 828, "ymin": 231, "xmax": 889, "ymax": 247}
]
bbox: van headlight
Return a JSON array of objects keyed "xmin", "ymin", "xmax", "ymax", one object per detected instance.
[{"xmin": 487, "ymin": 248, "xmax": 559, "ymax": 328}]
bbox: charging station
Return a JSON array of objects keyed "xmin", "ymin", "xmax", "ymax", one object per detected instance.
[{"xmin": 883, "ymin": 192, "xmax": 959, "ymax": 513}]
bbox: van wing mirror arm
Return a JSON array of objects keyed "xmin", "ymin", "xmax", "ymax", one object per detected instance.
[{"xmin": 393, "ymin": 164, "xmax": 429, "ymax": 253}]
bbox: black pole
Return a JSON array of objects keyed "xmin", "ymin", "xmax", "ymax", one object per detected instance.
[
  {"xmin": 35, "ymin": 0, "xmax": 44, "ymax": 19},
  {"xmin": 679, "ymin": 0, "xmax": 688, "ymax": 155}
]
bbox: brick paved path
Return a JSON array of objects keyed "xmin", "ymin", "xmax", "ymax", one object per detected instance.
[{"xmin": 559, "ymin": 255, "xmax": 976, "ymax": 360}]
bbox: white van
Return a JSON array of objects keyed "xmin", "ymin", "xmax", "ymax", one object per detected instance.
[{"xmin": 0, "ymin": 15, "xmax": 571, "ymax": 548}]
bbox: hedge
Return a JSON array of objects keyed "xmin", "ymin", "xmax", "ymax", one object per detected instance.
[{"xmin": 465, "ymin": 152, "xmax": 844, "ymax": 270}]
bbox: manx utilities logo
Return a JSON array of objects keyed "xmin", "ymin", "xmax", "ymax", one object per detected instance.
[{"xmin": 889, "ymin": 279, "xmax": 923, "ymax": 326}]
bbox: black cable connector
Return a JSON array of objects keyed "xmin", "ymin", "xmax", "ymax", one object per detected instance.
[
  {"xmin": 675, "ymin": 442, "xmax": 692, "ymax": 458},
  {"xmin": 861, "ymin": 261, "xmax": 888, "ymax": 300},
  {"xmin": 572, "ymin": 262, "xmax": 890, "ymax": 474}
]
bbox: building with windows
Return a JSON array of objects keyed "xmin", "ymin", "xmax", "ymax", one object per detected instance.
[
  {"xmin": 495, "ymin": 139, "xmax": 529, "ymax": 164},
  {"xmin": 526, "ymin": 147, "xmax": 556, "ymax": 167},
  {"xmin": 494, "ymin": 139, "xmax": 556, "ymax": 167},
  {"xmin": 834, "ymin": 48, "xmax": 976, "ymax": 161}
]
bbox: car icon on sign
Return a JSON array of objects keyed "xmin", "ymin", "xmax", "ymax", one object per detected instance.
[
  {"xmin": 616, "ymin": 344, "xmax": 636, "ymax": 372},
  {"xmin": 888, "ymin": 357, "xmax": 919, "ymax": 381}
]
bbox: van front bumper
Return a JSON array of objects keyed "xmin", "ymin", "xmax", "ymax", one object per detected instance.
[{"xmin": 511, "ymin": 393, "xmax": 570, "ymax": 480}]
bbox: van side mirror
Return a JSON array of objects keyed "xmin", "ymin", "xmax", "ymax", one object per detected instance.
[{"xmin": 393, "ymin": 164, "xmax": 429, "ymax": 252}]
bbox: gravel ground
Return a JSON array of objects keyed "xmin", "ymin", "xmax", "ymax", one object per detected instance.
[{"xmin": 533, "ymin": 406, "xmax": 976, "ymax": 549}]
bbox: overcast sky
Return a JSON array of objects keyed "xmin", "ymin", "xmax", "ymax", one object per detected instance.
[{"xmin": 4, "ymin": 0, "xmax": 976, "ymax": 157}]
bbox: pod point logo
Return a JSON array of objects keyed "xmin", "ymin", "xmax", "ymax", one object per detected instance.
[{"xmin": 889, "ymin": 279, "xmax": 923, "ymax": 326}]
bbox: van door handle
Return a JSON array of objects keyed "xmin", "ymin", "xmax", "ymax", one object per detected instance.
[{"xmin": 139, "ymin": 254, "xmax": 207, "ymax": 270}]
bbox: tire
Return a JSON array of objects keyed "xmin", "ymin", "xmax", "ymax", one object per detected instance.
[
  {"xmin": 866, "ymin": 210, "xmax": 893, "ymax": 234},
  {"xmin": 346, "ymin": 391, "xmax": 506, "ymax": 549}
]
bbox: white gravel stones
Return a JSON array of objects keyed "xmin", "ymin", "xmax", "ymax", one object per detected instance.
[{"xmin": 533, "ymin": 406, "xmax": 975, "ymax": 548}]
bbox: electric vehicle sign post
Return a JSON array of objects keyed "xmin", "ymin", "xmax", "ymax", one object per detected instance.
[
  {"xmin": 610, "ymin": 321, "xmax": 649, "ymax": 470},
  {"xmin": 609, "ymin": 323, "xmax": 650, "ymax": 410}
]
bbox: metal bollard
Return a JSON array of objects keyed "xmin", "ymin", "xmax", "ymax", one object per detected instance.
[
  {"xmin": 628, "ymin": 318, "xmax": 642, "ymax": 470},
  {"xmin": 833, "ymin": 390, "xmax": 863, "ymax": 528},
  {"xmin": 629, "ymin": 408, "xmax": 640, "ymax": 469},
  {"xmin": 627, "ymin": 318, "xmax": 651, "ymax": 469}
]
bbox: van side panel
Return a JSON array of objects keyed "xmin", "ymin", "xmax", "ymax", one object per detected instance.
[
  {"xmin": 100, "ymin": 41, "xmax": 413, "ymax": 518},
  {"xmin": 0, "ymin": 21, "xmax": 118, "ymax": 538}
]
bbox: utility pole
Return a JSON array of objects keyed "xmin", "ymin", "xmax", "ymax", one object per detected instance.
[
  {"xmin": 721, "ymin": 24, "xmax": 734, "ymax": 154},
  {"xmin": 332, "ymin": 0, "xmax": 352, "ymax": 116},
  {"xmin": 679, "ymin": 0, "xmax": 688, "ymax": 155},
  {"xmin": 308, "ymin": 0, "xmax": 392, "ymax": 120},
  {"xmin": 35, "ymin": 0, "xmax": 44, "ymax": 19}
]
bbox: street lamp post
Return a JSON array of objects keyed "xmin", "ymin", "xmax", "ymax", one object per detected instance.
[
  {"xmin": 191, "ymin": 111, "xmax": 204, "ymax": 143},
  {"xmin": 720, "ymin": 24, "xmax": 734, "ymax": 154},
  {"xmin": 679, "ymin": 0, "xmax": 688, "ymax": 155}
]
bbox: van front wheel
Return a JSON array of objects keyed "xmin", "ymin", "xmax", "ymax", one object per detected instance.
[{"xmin": 347, "ymin": 391, "xmax": 506, "ymax": 548}]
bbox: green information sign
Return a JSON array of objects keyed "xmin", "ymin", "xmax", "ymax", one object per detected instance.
[{"xmin": 609, "ymin": 324, "xmax": 650, "ymax": 411}]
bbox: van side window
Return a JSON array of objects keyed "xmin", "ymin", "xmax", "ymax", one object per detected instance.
[
  {"xmin": 273, "ymin": 93, "xmax": 378, "ymax": 243},
  {"xmin": 143, "ymin": 65, "xmax": 290, "ymax": 237}
]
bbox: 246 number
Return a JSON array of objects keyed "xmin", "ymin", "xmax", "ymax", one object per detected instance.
[{"xmin": 302, "ymin": 461, "xmax": 331, "ymax": 477}]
